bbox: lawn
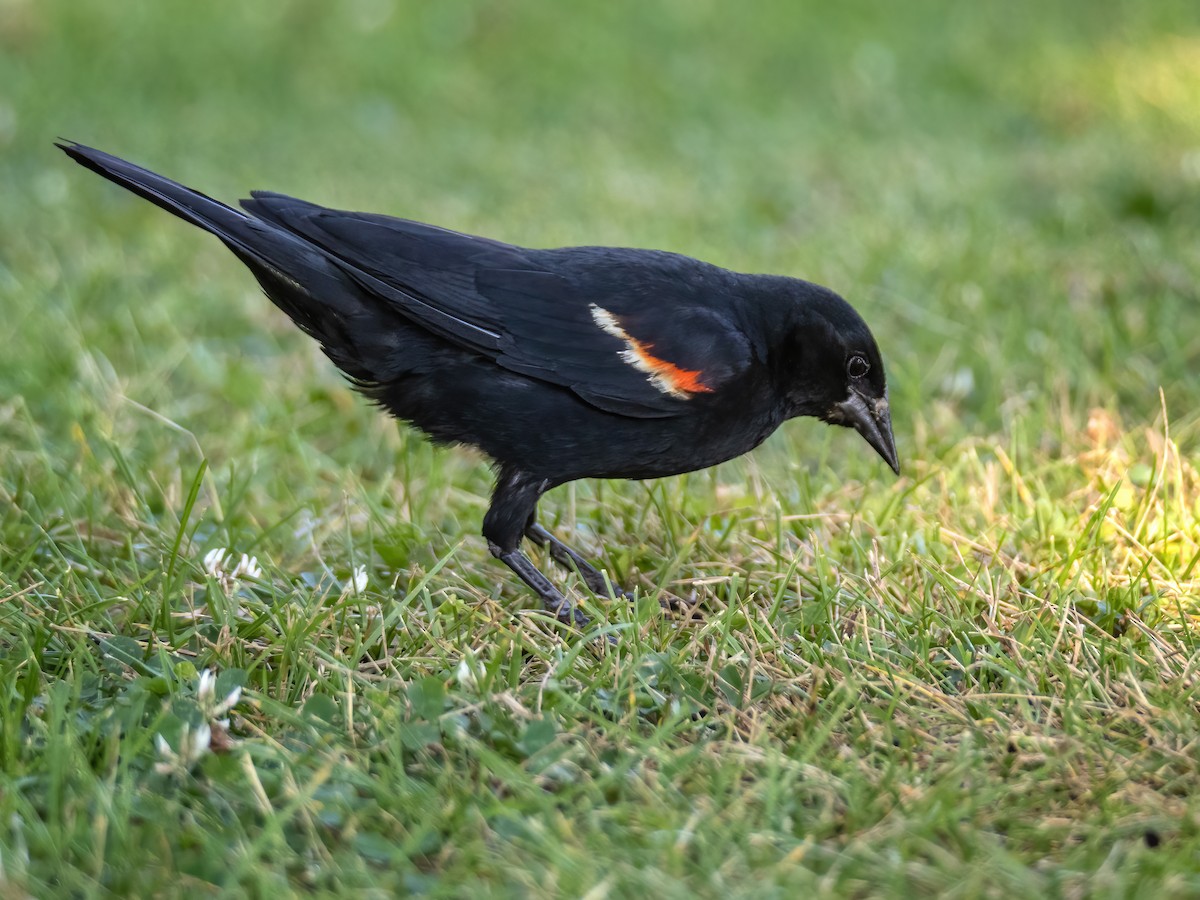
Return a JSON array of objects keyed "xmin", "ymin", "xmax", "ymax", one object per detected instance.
[{"xmin": 2, "ymin": 0, "xmax": 1200, "ymax": 895}]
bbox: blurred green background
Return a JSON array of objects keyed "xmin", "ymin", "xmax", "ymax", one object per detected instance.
[{"xmin": 2, "ymin": 0, "xmax": 1200, "ymax": 894}]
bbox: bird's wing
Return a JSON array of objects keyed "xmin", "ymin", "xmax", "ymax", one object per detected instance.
[
  {"xmin": 477, "ymin": 264, "xmax": 752, "ymax": 417},
  {"xmin": 241, "ymin": 193, "xmax": 515, "ymax": 356},
  {"xmin": 240, "ymin": 194, "xmax": 753, "ymax": 417}
]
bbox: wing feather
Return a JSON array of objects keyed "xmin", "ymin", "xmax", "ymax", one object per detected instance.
[{"xmin": 241, "ymin": 194, "xmax": 752, "ymax": 417}]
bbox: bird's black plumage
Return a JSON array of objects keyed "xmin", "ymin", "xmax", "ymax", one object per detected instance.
[{"xmin": 59, "ymin": 142, "xmax": 899, "ymax": 628}]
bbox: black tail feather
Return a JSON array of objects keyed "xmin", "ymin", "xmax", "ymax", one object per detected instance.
[
  {"xmin": 57, "ymin": 141, "xmax": 255, "ymax": 244},
  {"xmin": 57, "ymin": 141, "xmax": 387, "ymax": 381}
]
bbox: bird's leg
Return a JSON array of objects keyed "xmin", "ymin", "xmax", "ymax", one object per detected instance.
[
  {"xmin": 527, "ymin": 516, "xmax": 699, "ymax": 614},
  {"xmin": 483, "ymin": 468, "xmax": 589, "ymax": 628},
  {"xmin": 524, "ymin": 520, "xmax": 632, "ymax": 601}
]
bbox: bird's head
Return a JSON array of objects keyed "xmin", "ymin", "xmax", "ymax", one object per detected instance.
[{"xmin": 777, "ymin": 283, "xmax": 899, "ymax": 475}]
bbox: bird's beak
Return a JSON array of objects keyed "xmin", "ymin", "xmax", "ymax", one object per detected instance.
[{"xmin": 837, "ymin": 392, "xmax": 899, "ymax": 475}]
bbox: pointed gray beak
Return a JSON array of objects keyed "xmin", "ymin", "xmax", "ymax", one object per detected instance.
[{"xmin": 836, "ymin": 392, "xmax": 899, "ymax": 475}]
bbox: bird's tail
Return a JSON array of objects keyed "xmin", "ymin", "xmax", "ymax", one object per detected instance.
[
  {"xmin": 57, "ymin": 141, "xmax": 380, "ymax": 381},
  {"xmin": 59, "ymin": 142, "xmax": 257, "ymax": 243}
]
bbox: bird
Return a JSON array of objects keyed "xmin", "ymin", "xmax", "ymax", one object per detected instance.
[{"xmin": 59, "ymin": 142, "xmax": 899, "ymax": 629}]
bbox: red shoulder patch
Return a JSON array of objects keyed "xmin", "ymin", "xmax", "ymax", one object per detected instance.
[{"xmin": 589, "ymin": 305, "xmax": 713, "ymax": 398}]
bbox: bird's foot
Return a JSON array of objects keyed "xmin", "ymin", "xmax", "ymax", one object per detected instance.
[
  {"xmin": 492, "ymin": 543, "xmax": 591, "ymax": 629},
  {"xmin": 524, "ymin": 523, "xmax": 632, "ymax": 601}
]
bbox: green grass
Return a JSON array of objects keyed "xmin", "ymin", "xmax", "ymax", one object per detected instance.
[{"xmin": 3, "ymin": 0, "xmax": 1200, "ymax": 895}]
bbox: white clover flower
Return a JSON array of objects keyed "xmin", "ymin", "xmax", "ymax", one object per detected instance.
[
  {"xmin": 202, "ymin": 547, "xmax": 228, "ymax": 578},
  {"xmin": 154, "ymin": 668, "xmax": 245, "ymax": 775},
  {"xmin": 197, "ymin": 668, "xmax": 217, "ymax": 705},
  {"xmin": 234, "ymin": 554, "xmax": 263, "ymax": 580},
  {"xmin": 154, "ymin": 722, "xmax": 212, "ymax": 775},
  {"xmin": 349, "ymin": 565, "xmax": 369, "ymax": 595},
  {"xmin": 202, "ymin": 548, "xmax": 263, "ymax": 592},
  {"xmin": 212, "ymin": 684, "xmax": 242, "ymax": 720},
  {"xmin": 195, "ymin": 672, "xmax": 242, "ymax": 724},
  {"xmin": 196, "ymin": 668, "xmax": 242, "ymax": 727},
  {"xmin": 455, "ymin": 654, "xmax": 482, "ymax": 691}
]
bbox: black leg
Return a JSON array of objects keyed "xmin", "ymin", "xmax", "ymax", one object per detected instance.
[
  {"xmin": 527, "ymin": 516, "xmax": 698, "ymax": 616},
  {"xmin": 524, "ymin": 521, "xmax": 632, "ymax": 600},
  {"xmin": 483, "ymin": 468, "xmax": 590, "ymax": 628},
  {"xmin": 491, "ymin": 545, "xmax": 590, "ymax": 628}
]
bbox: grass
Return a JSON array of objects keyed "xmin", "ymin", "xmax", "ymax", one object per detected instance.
[{"xmin": 2, "ymin": 0, "xmax": 1200, "ymax": 895}]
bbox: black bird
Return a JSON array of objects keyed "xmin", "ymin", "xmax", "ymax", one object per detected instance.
[{"xmin": 59, "ymin": 142, "xmax": 899, "ymax": 628}]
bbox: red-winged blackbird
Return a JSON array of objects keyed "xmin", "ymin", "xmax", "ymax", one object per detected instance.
[{"xmin": 60, "ymin": 142, "xmax": 898, "ymax": 628}]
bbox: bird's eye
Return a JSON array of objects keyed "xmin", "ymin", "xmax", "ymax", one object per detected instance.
[{"xmin": 847, "ymin": 355, "xmax": 870, "ymax": 379}]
